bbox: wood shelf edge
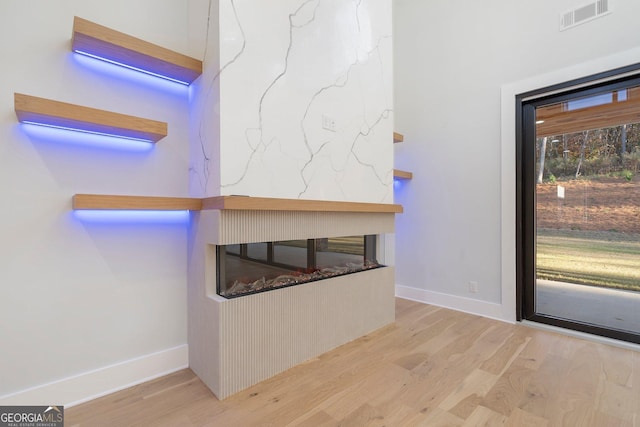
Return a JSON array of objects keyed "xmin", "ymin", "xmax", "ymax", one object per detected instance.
[
  {"xmin": 72, "ymin": 16, "xmax": 203, "ymax": 84},
  {"xmin": 15, "ymin": 93, "xmax": 167, "ymax": 142},
  {"xmin": 201, "ymin": 196, "xmax": 403, "ymax": 213},
  {"xmin": 393, "ymin": 169, "xmax": 413, "ymax": 180},
  {"xmin": 72, "ymin": 195, "xmax": 402, "ymax": 213},
  {"xmin": 393, "ymin": 132, "xmax": 404, "ymax": 143},
  {"xmin": 73, "ymin": 194, "xmax": 202, "ymax": 210}
]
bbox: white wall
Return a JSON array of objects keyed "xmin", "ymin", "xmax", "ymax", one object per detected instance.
[
  {"xmin": 0, "ymin": 0, "xmax": 193, "ymax": 405},
  {"xmin": 394, "ymin": 0, "xmax": 640, "ymax": 321},
  {"xmin": 190, "ymin": 0, "xmax": 394, "ymax": 203}
]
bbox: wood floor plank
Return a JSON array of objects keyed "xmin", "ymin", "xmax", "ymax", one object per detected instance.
[
  {"xmin": 338, "ymin": 403, "xmax": 383, "ymax": 426},
  {"xmin": 591, "ymin": 412, "xmax": 634, "ymax": 427},
  {"xmin": 449, "ymin": 324, "xmax": 515, "ymax": 371},
  {"xmin": 517, "ymin": 354, "xmax": 571, "ymax": 420},
  {"xmin": 479, "ymin": 330, "xmax": 530, "ymax": 376},
  {"xmin": 632, "ymin": 351, "xmax": 640, "ymax": 425},
  {"xmin": 598, "ymin": 343, "xmax": 634, "ymax": 386},
  {"xmin": 392, "ymin": 352, "xmax": 429, "ymax": 371},
  {"xmin": 415, "ymin": 407, "xmax": 464, "ymax": 426},
  {"xmin": 438, "ymin": 368, "xmax": 498, "ymax": 412},
  {"xmin": 286, "ymin": 410, "xmax": 337, "ymax": 427},
  {"xmin": 549, "ymin": 341, "xmax": 602, "ymax": 425},
  {"xmin": 597, "ymin": 379, "xmax": 636, "ymax": 423},
  {"xmin": 480, "ymin": 363, "xmax": 534, "ymax": 417},
  {"xmin": 367, "ymin": 402, "xmax": 431, "ymax": 426},
  {"xmin": 504, "ymin": 407, "xmax": 549, "ymax": 427},
  {"xmin": 430, "ymin": 315, "xmax": 495, "ymax": 362},
  {"xmin": 320, "ymin": 363, "xmax": 414, "ymax": 421},
  {"xmin": 461, "ymin": 405, "xmax": 507, "ymax": 426},
  {"xmin": 511, "ymin": 327, "xmax": 561, "ymax": 370},
  {"xmin": 448, "ymin": 393, "xmax": 484, "ymax": 420},
  {"xmin": 65, "ymin": 298, "xmax": 640, "ymax": 427}
]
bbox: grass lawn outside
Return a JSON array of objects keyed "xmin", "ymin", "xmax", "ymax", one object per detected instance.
[{"xmin": 536, "ymin": 228, "xmax": 640, "ymax": 291}]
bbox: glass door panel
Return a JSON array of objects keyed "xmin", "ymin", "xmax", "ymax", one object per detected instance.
[{"xmin": 524, "ymin": 79, "xmax": 640, "ymax": 341}]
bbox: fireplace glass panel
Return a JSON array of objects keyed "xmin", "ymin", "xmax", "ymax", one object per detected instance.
[
  {"xmin": 246, "ymin": 242, "xmax": 268, "ymax": 261},
  {"xmin": 316, "ymin": 236, "xmax": 364, "ymax": 269},
  {"xmin": 273, "ymin": 240, "xmax": 308, "ymax": 270},
  {"xmin": 226, "ymin": 244, "xmax": 240, "ymax": 255},
  {"xmin": 217, "ymin": 235, "xmax": 381, "ymax": 298}
]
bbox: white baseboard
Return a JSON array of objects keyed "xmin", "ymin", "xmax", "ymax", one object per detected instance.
[
  {"xmin": 0, "ymin": 344, "xmax": 188, "ymax": 408},
  {"xmin": 395, "ymin": 284, "xmax": 514, "ymax": 324}
]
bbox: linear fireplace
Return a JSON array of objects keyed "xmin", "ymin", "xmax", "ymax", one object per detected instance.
[
  {"xmin": 188, "ymin": 197, "xmax": 401, "ymax": 399},
  {"xmin": 217, "ymin": 235, "xmax": 381, "ymax": 298}
]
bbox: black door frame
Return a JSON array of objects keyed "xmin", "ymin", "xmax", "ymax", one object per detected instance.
[{"xmin": 515, "ymin": 63, "xmax": 640, "ymax": 344}]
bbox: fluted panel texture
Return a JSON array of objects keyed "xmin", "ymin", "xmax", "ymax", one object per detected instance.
[
  {"xmin": 214, "ymin": 267, "xmax": 395, "ymax": 399},
  {"xmin": 216, "ymin": 211, "xmax": 395, "ymax": 245}
]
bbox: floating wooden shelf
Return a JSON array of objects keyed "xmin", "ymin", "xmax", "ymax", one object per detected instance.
[
  {"xmin": 393, "ymin": 133, "xmax": 411, "ymax": 181},
  {"xmin": 73, "ymin": 194, "xmax": 402, "ymax": 213},
  {"xmin": 15, "ymin": 93, "xmax": 167, "ymax": 142},
  {"xmin": 72, "ymin": 16, "xmax": 203, "ymax": 85},
  {"xmin": 73, "ymin": 194, "xmax": 202, "ymax": 210},
  {"xmin": 393, "ymin": 169, "xmax": 413, "ymax": 180},
  {"xmin": 201, "ymin": 196, "xmax": 403, "ymax": 213}
]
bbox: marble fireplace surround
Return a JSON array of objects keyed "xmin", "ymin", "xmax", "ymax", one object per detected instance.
[{"xmin": 188, "ymin": 196, "xmax": 402, "ymax": 399}]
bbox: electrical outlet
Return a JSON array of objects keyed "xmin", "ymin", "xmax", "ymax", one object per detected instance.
[
  {"xmin": 322, "ymin": 115, "xmax": 336, "ymax": 132},
  {"xmin": 468, "ymin": 281, "xmax": 479, "ymax": 293}
]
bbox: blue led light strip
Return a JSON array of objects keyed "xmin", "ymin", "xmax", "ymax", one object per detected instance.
[
  {"xmin": 21, "ymin": 121, "xmax": 155, "ymax": 143},
  {"xmin": 73, "ymin": 209, "xmax": 190, "ymax": 223},
  {"xmin": 74, "ymin": 50, "xmax": 190, "ymax": 86}
]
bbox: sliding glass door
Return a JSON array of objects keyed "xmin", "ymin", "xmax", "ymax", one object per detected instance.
[{"xmin": 518, "ymin": 69, "xmax": 640, "ymax": 343}]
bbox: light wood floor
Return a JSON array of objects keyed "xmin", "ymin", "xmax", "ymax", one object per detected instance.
[{"xmin": 67, "ymin": 298, "xmax": 640, "ymax": 426}]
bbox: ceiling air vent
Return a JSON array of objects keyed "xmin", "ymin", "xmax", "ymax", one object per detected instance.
[{"xmin": 560, "ymin": 0, "xmax": 611, "ymax": 31}]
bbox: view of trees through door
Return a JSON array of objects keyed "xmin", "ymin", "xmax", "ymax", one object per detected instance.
[
  {"xmin": 520, "ymin": 72, "xmax": 640, "ymax": 342},
  {"xmin": 536, "ymin": 113, "xmax": 640, "ymax": 292}
]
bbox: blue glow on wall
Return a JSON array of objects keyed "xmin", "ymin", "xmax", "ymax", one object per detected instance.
[
  {"xmin": 22, "ymin": 121, "xmax": 154, "ymax": 143},
  {"xmin": 74, "ymin": 50, "xmax": 190, "ymax": 85},
  {"xmin": 72, "ymin": 53, "xmax": 189, "ymax": 96},
  {"xmin": 73, "ymin": 210, "xmax": 190, "ymax": 224},
  {"xmin": 20, "ymin": 123, "xmax": 154, "ymax": 152}
]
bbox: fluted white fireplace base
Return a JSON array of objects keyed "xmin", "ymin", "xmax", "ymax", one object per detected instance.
[
  {"xmin": 187, "ymin": 206, "xmax": 398, "ymax": 400},
  {"xmin": 199, "ymin": 267, "xmax": 394, "ymax": 399}
]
